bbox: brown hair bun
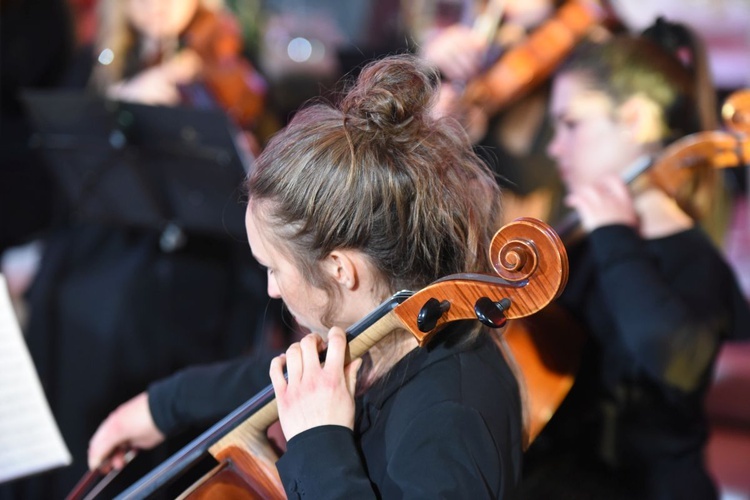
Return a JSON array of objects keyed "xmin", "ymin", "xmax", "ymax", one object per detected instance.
[{"xmin": 340, "ymin": 55, "xmax": 440, "ymax": 143}]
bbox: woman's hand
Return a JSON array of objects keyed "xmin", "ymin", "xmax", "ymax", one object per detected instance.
[
  {"xmin": 107, "ymin": 66, "xmax": 180, "ymax": 105},
  {"xmin": 565, "ymin": 174, "xmax": 639, "ymax": 232},
  {"xmin": 269, "ymin": 328, "xmax": 362, "ymax": 441},
  {"xmin": 87, "ymin": 392, "xmax": 165, "ymax": 470},
  {"xmin": 106, "ymin": 49, "xmax": 202, "ymax": 106},
  {"xmin": 421, "ymin": 25, "xmax": 487, "ymax": 83}
]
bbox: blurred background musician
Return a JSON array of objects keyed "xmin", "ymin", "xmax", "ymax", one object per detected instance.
[
  {"xmin": 611, "ymin": 0, "xmax": 750, "ymax": 301},
  {"xmin": 419, "ymin": 0, "xmax": 619, "ymax": 225},
  {"xmin": 72, "ymin": 0, "xmax": 271, "ymax": 147},
  {"xmin": 520, "ymin": 19, "xmax": 750, "ymax": 499},
  {"xmin": 0, "ymin": 0, "xmax": 283, "ymax": 498}
]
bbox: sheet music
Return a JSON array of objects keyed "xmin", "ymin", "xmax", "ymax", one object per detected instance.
[{"xmin": 0, "ymin": 275, "xmax": 71, "ymax": 483}]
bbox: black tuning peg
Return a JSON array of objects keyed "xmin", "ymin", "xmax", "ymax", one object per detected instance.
[
  {"xmin": 417, "ymin": 298, "xmax": 451, "ymax": 332},
  {"xmin": 474, "ymin": 297, "xmax": 511, "ymax": 328}
]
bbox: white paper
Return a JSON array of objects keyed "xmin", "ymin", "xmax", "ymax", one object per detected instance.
[{"xmin": 0, "ymin": 274, "xmax": 71, "ymax": 483}]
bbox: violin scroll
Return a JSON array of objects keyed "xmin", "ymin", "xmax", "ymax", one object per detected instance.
[
  {"xmin": 646, "ymin": 88, "xmax": 750, "ymax": 211},
  {"xmin": 722, "ymin": 88, "xmax": 750, "ymax": 135}
]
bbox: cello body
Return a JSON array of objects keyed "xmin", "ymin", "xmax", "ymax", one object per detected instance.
[{"xmin": 502, "ymin": 303, "xmax": 584, "ymax": 447}]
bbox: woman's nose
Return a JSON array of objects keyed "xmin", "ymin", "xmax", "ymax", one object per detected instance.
[
  {"xmin": 546, "ymin": 131, "xmax": 563, "ymax": 160},
  {"xmin": 267, "ymin": 275, "xmax": 281, "ymax": 299}
]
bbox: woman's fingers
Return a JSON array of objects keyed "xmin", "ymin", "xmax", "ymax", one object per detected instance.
[
  {"xmin": 284, "ymin": 342, "xmax": 302, "ymax": 382},
  {"xmin": 300, "ymin": 333, "xmax": 325, "ymax": 375},
  {"xmin": 423, "ymin": 25, "xmax": 486, "ymax": 81},
  {"xmin": 88, "ymin": 417, "xmax": 122, "ymax": 470},
  {"xmin": 566, "ymin": 175, "xmax": 637, "ymax": 231},
  {"xmin": 87, "ymin": 392, "xmax": 163, "ymax": 470},
  {"xmin": 602, "ymin": 174, "xmax": 632, "ymax": 204},
  {"xmin": 344, "ymin": 358, "xmax": 363, "ymax": 397},
  {"xmin": 269, "ymin": 353, "xmax": 288, "ymax": 396},
  {"xmin": 271, "ymin": 333, "xmax": 325, "ymax": 398},
  {"xmin": 273, "ymin": 329, "xmax": 358, "ymax": 440},
  {"xmin": 323, "ymin": 327, "xmax": 348, "ymax": 374}
]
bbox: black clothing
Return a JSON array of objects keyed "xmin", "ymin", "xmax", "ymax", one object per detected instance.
[
  {"xmin": 0, "ymin": 0, "xmax": 73, "ymax": 251},
  {"xmin": 277, "ymin": 326, "xmax": 523, "ymax": 499},
  {"xmin": 148, "ymin": 349, "xmax": 280, "ymax": 436},
  {"xmin": 145, "ymin": 323, "xmax": 523, "ymax": 498},
  {"xmin": 523, "ymin": 224, "xmax": 750, "ymax": 500},
  {"xmin": 2, "ymin": 8, "xmax": 280, "ymax": 497}
]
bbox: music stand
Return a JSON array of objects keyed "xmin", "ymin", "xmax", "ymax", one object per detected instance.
[{"xmin": 20, "ymin": 90, "xmax": 253, "ymax": 248}]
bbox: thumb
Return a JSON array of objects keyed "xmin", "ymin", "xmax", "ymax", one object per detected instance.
[{"xmin": 344, "ymin": 358, "xmax": 363, "ymax": 396}]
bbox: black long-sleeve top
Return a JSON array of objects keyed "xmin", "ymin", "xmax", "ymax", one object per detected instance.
[
  {"xmin": 149, "ymin": 324, "xmax": 524, "ymax": 498},
  {"xmin": 525, "ymin": 224, "xmax": 750, "ymax": 499},
  {"xmin": 148, "ymin": 349, "xmax": 279, "ymax": 435},
  {"xmin": 277, "ymin": 325, "xmax": 523, "ymax": 499}
]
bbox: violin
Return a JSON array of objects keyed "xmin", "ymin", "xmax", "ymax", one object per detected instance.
[
  {"xmin": 180, "ymin": 7, "xmax": 266, "ymax": 128},
  {"xmin": 69, "ymin": 217, "xmax": 570, "ymax": 498},
  {"xmin": 462, "ymin": 0, "xmax": 612, "ymax": 116}
]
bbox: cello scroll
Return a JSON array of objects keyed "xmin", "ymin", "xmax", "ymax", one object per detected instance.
[{"xmin": 392, "ymin": 217, "xmax": 568, "ymax": 345}]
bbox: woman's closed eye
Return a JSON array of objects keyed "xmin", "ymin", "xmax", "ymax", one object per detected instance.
[{"xmin": 556, "ymin": 116, "xmax": 579, "ymax": 131}]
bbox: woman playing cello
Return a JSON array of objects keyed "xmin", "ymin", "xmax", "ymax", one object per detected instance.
[{"xmin": 88, "ymin": 54, "xmax": 525, "ymax": 498}]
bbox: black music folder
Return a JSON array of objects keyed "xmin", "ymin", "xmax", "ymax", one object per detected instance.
[{"xmin": 20, "ymin": 90, "xmax": 253, "ymax": 245}]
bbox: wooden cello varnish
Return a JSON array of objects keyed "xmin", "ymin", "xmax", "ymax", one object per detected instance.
[{"xmin": 181, "ymin": 400, "xmax": 283, "ymax": 499}]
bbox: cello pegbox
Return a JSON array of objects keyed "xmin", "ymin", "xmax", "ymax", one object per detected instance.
[
  {"xmin": 474, "ymin": 297, "xmax": 511, "ymax": 329},
  {"xmin": 417, "ymin": 298, "xmax": 452, "ymax": 332}
]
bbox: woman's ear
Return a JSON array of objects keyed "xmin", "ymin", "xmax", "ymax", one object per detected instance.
[
  {"xmin": 324, "ymin": 250, "xmax": 359, "ymax": 290},
  {"xmin": 617, "ymin": 93, "xmax": 664, "ymax": 145}
]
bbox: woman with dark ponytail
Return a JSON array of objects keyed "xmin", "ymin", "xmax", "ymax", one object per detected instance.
[{"xmin": 521, "ymin": 18, "xmax": 750, "ymax": 500}]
